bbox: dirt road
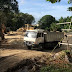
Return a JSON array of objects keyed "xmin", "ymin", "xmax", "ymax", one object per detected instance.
[
  {"xmin": 0, "ymin": 49, "xmax": 52, "ymax": 72},
  {"xmin": 0, "ymin": 33, "xmax": 52, "ymax": 72},
  {"xmin": 0, "ymin": 32, "xmax": 72, "ymax": 72}
]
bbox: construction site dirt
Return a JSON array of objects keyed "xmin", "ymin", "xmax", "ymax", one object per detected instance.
[{"xmin": 0, "ymin": 32, "xmax": 72, "ymax": 72}]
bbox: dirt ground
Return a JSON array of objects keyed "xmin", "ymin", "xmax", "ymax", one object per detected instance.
[{"xmin": 0, "ymin": 32, "xmax": 72, "ymax": 72}]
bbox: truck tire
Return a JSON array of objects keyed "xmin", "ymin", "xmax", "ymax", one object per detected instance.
[
  {"xmin": 27, "ymin": 46, "xmax": 31, "ymax": 50},
  {"xmin": 38, "ymin": 44, "xmax": 44, "ymax": 50}
]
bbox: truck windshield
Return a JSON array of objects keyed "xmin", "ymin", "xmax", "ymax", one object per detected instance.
[{"xmin": 24, "ymin": 31, "xmax": 37, "ymax": 38}]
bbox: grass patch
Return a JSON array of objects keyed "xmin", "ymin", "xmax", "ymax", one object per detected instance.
[{"xmin": 41, "ymin": 63, "xmax": 72, "ymax": 72}]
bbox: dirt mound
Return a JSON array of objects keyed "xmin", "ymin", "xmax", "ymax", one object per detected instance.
[
  {"xmin": 6, "ymin": 55, "xmax": 50, "ymax": 72},
  {"xmin": 6, "ymin": 52, "xmax": 72, "ymax": 72}
]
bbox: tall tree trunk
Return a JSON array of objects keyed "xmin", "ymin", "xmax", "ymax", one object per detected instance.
[{"xmin": 0, "ymin": 24, "xmax": 4, "ymax": 40}]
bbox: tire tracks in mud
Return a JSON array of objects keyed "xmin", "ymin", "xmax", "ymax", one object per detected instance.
[
  {"xmin": 0, "ymin": 54, "xmax": 17, "ymax": 62},
  {"xmin": 0, "ymin": 50, "xmax": 51, "ymax": 72}
]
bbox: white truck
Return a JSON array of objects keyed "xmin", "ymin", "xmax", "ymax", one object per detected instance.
[{"xmin": 24, "ymin": 29, "xmax": 64, "ymax": 49}]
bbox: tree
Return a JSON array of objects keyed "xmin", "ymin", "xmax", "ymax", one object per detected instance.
[
  {"xmin": 38, "ymin": 15, "xmax": 55, "ymax": 30},
  {"xmin": 6, "ymin": 13, "xmax": 35, "ymax": 31},
  {"xmin": 0, "ymin": 0, "xmax": 19, "ymax": 13},
  {"xmin": 0, "ymin": 0, "xmax": 19, "ymax": 39},
  {"xmin": 50, "ymin": 23, "xmax": 57, "ymax": 31},
  {"xmin": 46, "ymin": 0, "xmax": 60, "ymax": 3},
  {"xmin": 66, "ymin": 16, "xmax": 71, "ymax": 22},
  {"xmin": 14, "ymin": 13, "xmax": 35, "ymax": 31},
  {"xmin": 46, "ymin": 0, "xmax": 70, "ymax": 3},
  {"xmin": 58, "ymin": 16, "xmax": 72, "ymax": 29},
  {"xmin": 0, "ymin": 11, "xmax": 7, "ymax": 39},
  {"xmin": 68, "ymin": 7, "xmax": 72, "ymax": 22},
  {"xmin": 59, "ymin": 17, "xmax": 64, "ymax": 23},
  {"xmin": 68, "ymin": 0, "xmax": 72, "ymax": 3},
  {"xmin": 68, "ymin": 7, "xmax": 72, "ymax": 11},
  {"xmin": 0, "ymin": 0, "xmax": 19, "ymax": 25}
]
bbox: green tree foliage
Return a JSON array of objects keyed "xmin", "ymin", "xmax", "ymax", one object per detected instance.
[
  {"xmin": 68, "ymin": 7, "xmax": 72, "ymax": 11},
  {"xmin": 0, "ymin": 0, "xmax": 19, "ymax": 30},
  {"xmin": 59, "ymin": 16, "xmax": 71, "ymax": 23},
  {"xmin": 0, "ymin": 0, "xmax": 19, "ymax": 25},
  {"xmin": 0, "ymin": 0, "xmax": 19, "ymax": 13},
  {"xmin": 50, "ymin": 16, "xmax": 72, "ymax": 32},
  {"xmin": 59, "ymin": 17, "xmax": 64, "ymax": 23},
  {"xmin": 38, "ymin": 15, "xmax": 55, "ymax": 30},
  {"xmin": 0, "ymin": 11, "xmax": 7, "ymax": 26},
  {"xmin": 6, "ymin": 13, "xmax": 35, "ymax": 31},
  {"xmin": 38, "ymin": 15, "xmax": 72, "ymax": 32},
  {"xmin": 68, "ymin": 0, "xmax": 72, "ymax": 3},
  {"xmin": 58, "ymin": 16, "xmax": 72, "ymax": 29},
  {"xmin": 46, "ymin": 0, "xmax": 70, "ymax": 3},
  {"xmin": 0, "ymin": 0, "xmax": 35, "ymax": 31},
  {"xmin": 0, "ymin": 0, "xmax": 19, "ymax": 39},
  {"xmin": 46, "ymin": 0, "xmax": 61, "ymax": 3},
  {"xmin": 50, "ymin": 22, "xmax": 61, "ymax": 31}
]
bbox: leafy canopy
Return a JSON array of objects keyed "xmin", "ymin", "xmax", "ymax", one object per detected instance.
[
  {"xmin": 0, "ymin": 0, "xmax": 19, "ymax": 26},
  {"xmin": 6, "ymin": 13, "xmax": 35, "ymax": 31},
  {"xmin": 46, "ymin": 0, "xmax": 60, "ymax": 3},
  {"xmin": 68, "ymin": 7, "xmax": 72, "ymax": 11},
  {"xmin": 46, "ymin": 0, "xmax": 71, "ymax": 3},
  {"xmin": 0, "ymin": 0, "xmax": 19, "ymax": 13},
  {"xmin": 38, "ymin": 15, "xmax": 55, "ymax": 30}
]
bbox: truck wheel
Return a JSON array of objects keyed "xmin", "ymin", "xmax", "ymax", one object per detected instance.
[
  {"xmin": 27, "ymin": 46, "xmax": 31, "ymax": 50},
  {"xmin": 38, "ymin": 44, "xmax": 44, "ymax": 50}
]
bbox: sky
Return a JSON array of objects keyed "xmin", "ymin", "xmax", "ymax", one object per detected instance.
[{"xmin": 17, "ymin": 0, "xmax": 72, "ymax": 23}]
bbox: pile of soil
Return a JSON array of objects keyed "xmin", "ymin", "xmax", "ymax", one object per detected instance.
[{"xmin": 6, "ymin": 51, "xmax": 72, "ymax": 72}]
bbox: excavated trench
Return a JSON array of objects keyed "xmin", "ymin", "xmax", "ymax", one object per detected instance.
[{"xmin": 6, "ymin": 55, "xmax": 48, "ymax": 72}]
